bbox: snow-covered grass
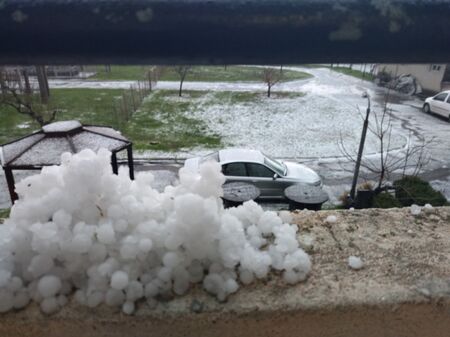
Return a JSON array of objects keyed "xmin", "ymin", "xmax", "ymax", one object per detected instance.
[
  {"xmin": 0, "ymin": 149, "xmax": 311, "ymax": 314},
  {"xmin": 0, "ymin": 89, "xmax": 223, "ymax": 153},
  {"xmin": 150, "ymin": 88, "xmax": 407, "ymax": 159},
  {"xmin": 126, "ymin": 90, "xmax": 223, "ymax": 151}
]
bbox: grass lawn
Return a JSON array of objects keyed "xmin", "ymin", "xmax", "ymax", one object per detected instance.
[
  {"xmin": 330, "ymin": 66, "xmax": 375, "ymax": 81},
  {"xmin": 125, "ymin": 90, "xmax": 222, "ymax": 151},
  {"xmin": 0, "ymin": 208, "xmax": 10, "ymax": 220},
  {"xmin": 300, "ymin": 64, "xmax": 375, "ymax": 81},
  {"xmin": 0, "ymin": 89, "xmax": 307, "ymax": 152},
  {"xmin": 0, "ymin": 89, "xmax": 223, "ymax": 152},
  {"xmin": 89, "ymin": 65, "xmax": 312, "ymax": 83},
  {"xmin": 88, "ymin": 66, "xmax": 149, "ymax": 81},
  {"xmin": 0, "ymin": 89, "xmax": 124, "ymax": 145}
]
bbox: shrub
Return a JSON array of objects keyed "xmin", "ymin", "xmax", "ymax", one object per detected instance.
[
  {"xmin": 358, "ymin": 181, "xmax": 373, "ymax": 191},
  {"xmin": 338, "ymin": 190, "xmax": 351, "ymax": 208},
  {"xmin": 394, "ymin": 176, "xmax": 447, "ymax": 207},
  {"xmin": 372, "ymin": 192, "xmax": 402, "ymax": 209}
]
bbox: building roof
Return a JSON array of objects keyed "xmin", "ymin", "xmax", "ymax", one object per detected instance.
[{"xmin": 0, "ymin": 121, "xmax": 130, "ymax": 168}]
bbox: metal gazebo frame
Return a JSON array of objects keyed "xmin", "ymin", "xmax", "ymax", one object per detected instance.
[{"xmin": 0, "ymin": 121, "xmax": 134, "ymax": 204}]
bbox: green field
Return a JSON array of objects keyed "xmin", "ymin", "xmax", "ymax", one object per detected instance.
[
  {"xmin": 89, "ymin": 65, "xmax": 312, "ymax": 82},
  {"xmin": 0, "ymin": 89, "xmax": 222, "ymax": 152},
  {"xmin": 0, "ymin": 89, "xmax": 306, "ymax": 152},
  {"xmin": 0, "ymin": 89, "xmax": 124, "ymax": 145}
]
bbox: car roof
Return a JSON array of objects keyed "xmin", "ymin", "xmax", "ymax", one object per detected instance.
[{"xmin": 219, "ymin": 148, "xmax": 265, "ymax": 164}]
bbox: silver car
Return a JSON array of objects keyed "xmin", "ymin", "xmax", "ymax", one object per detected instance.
[{"xmin": 184, "ymin": 149, "xmax": 322, "ymax": 199}]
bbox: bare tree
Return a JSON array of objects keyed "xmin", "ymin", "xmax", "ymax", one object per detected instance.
[
  {"xmin": 174, "ymin": 66, "xmax": 192, "ymax": 97},
  {"xmin": 262, "ymin": 67, "xmax": 282, "ymax": 97},
  {"xmin": 0, "ymin": 68, "xmax": 58, "ymax": 126},
  {"xmin": 339, "ymin": 94, "xmax": 433, "ymax": 191}
]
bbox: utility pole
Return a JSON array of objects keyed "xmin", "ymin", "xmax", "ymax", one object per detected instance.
[{"xmin": 349, "ymin": 92, "xmax": 371, "ymax": 202}]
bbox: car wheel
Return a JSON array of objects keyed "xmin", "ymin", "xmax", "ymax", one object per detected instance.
[{"xmin": 423, "ymin": 103, "xmax": 430, "ymax": 114}]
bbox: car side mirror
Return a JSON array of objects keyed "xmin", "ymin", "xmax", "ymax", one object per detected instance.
[{"xmin": 273, "ymin": 173, "xmax": 278, "ymax": 180}]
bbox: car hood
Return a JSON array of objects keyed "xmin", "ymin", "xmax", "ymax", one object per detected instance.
[
  {"xmin": 183, "ymin": 157, "xmax": 201, "ymax": 172},
  {"xmin": 283, "ymin": 161, "xmax": 321, "ymax": 185}
]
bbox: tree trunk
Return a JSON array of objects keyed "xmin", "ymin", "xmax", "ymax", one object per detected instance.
[
  {"xmin": 0, "ymin": 67, "xmax": 6, "ymax": 95},
  {"xmin": 35, "ymin": 65, "xmax": 49, "ymax": 104},
  {"xmin": 22, "ymin": 68, "xmax": 32, "ymax": 97},
  {"xmin": 179, "ymin": 79, "xmax": 184, "ymax": 97},
  {"xmin": 267, "ymin": 84, "xmax": 271, "ymax": 97}
]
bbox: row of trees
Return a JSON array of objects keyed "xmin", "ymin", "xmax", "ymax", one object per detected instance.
[
  {"xmin": 0, "ymin": 65, "xmax": 164, "ymax": 127},
  {"xmin": 0, "ymin": 66, "xmax": 54, "ymax": 126},
  {"xmin": 174, "ymin": 65, "xmax": 284, "ymax": 98}
]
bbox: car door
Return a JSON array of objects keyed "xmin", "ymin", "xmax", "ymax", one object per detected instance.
[
  {"xmin": 431, "ymin": 92, "xmax": 448, "ymax": 117},
  {"xmin": 221, "ymin": 162, "xmax": 249, "ymax": 185},
  {"xmin": 444, "ymin": 95, "xmax": 450, "ymax": 119},
  {"xmin": 245, "ymin": 163, "xmax": 281, "ymax": 198}
]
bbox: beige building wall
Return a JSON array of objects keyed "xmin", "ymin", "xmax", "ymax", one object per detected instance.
[{"xmin": 377, "ymin": 64, "xmax": 446, "ymax": 92}]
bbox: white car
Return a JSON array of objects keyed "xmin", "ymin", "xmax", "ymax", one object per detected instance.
[
  {"xmin": 184, "ymin": 149, "xmax": 322, "ymax": 199},
  {"xmin": 423, "ymin": 90, "xmax": 450, "ymax": 121}
]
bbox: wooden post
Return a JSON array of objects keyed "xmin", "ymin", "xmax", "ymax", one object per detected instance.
[
  {"xmin": 15, "ymin": 69, "xmax": 23, "ymax": 92},
  {"xmin": 35, "ymin": 65, "xmax": 49, "ymax": 104},
  {"xmin": 127, "ymin": 145, "xmax": 134, "ymax": 180},
  {"xmin": 111, "ymin": 152, "xmax": 118, "ymax": 175},
  {"xmin": 4, "ymin": 167, "xmax": 18, "ymax": 203}
]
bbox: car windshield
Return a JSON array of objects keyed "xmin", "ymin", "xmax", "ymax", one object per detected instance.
[
  {"xmin": 201, "ymin": 151, "xmax": 219, "ymax": 163},
  {"xmin": 263, "ymin": 153, "xmax": 286, "ymax": 176}
]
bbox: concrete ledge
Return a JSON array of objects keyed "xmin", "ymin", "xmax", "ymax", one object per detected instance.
[{"xmin": 2, "ymin": 207, "xmax": 450, "ymax": 337}]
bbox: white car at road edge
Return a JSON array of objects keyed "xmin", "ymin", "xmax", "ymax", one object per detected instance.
[{"xmin": 423, "ymin": 90, "xmax": 450, "ymax": 121}]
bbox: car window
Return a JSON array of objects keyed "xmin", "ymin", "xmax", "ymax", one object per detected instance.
[
  {"xmin": 263, "ymin": 155, "xmax": 286, "ymax": 176},
  {"xmin": 247, "ymin": 163, "xmax": 274, "ymax": 178},
  {"xmin": 222, "ymin": 163, "xmax": 247, "ymax": 176},
  {"xmin": 433, "ymin": 93, "xmax": 448, "ymax": 101},
  {"xmin": 446, "ymin": 96, "xmax": 450, "ymax": 104}
]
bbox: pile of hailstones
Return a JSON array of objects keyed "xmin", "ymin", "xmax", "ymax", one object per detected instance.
[{"xmin": 0, "ymin": 149, "xmax": 311, "ymax": 315}]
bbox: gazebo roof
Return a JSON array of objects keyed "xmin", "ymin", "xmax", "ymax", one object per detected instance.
[{"xmin": 0, "ymin": 121, "xmax": 131, "ymax": 168}]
